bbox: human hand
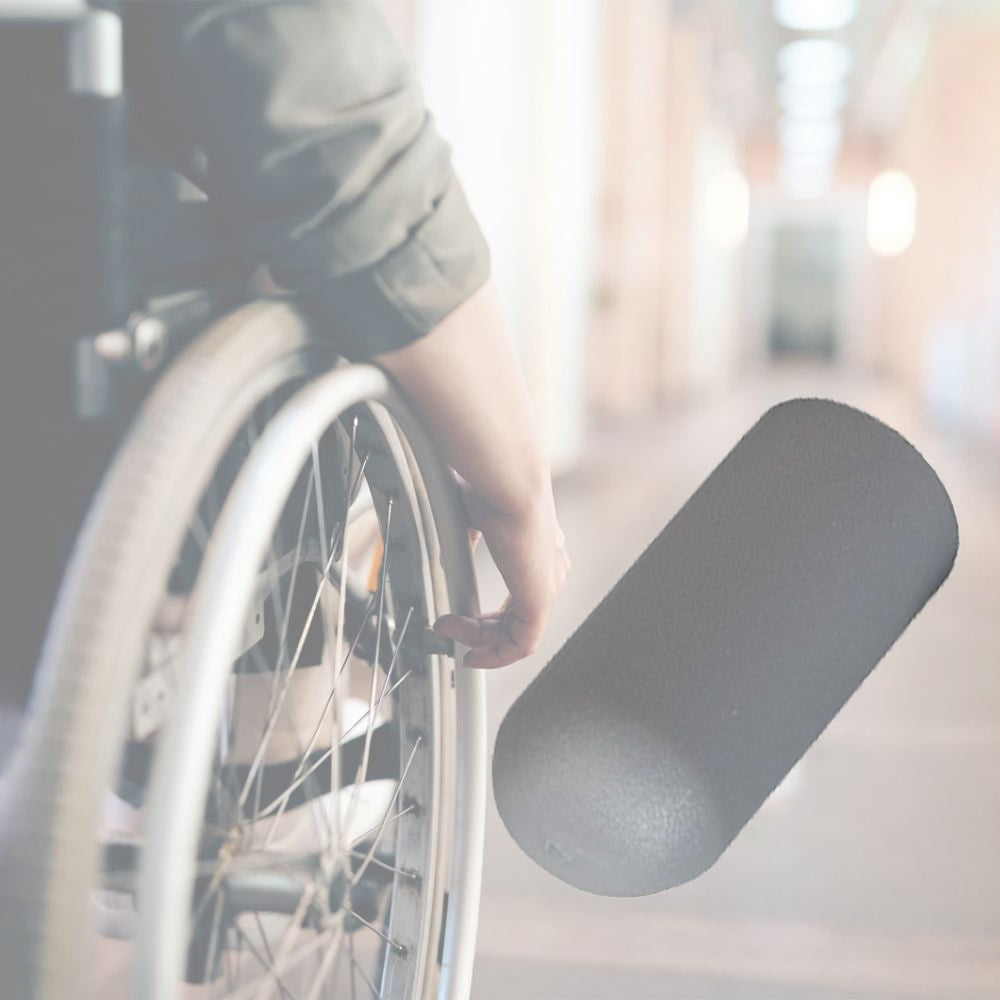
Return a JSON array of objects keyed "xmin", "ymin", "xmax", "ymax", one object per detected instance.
[
  {"xmin": 434, "ymin": 478, "xmax": 570, "ymax": 669},
  {"xmin": 374, "ymin": 281, "xmax": 569, "ymax": 668}
]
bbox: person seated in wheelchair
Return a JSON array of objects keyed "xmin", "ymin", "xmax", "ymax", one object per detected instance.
[{"xmin": 6, "ymin": 0, "xmax": 569, "ymax": 711}]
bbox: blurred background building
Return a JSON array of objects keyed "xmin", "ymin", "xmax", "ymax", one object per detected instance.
[
  {"xmin": 381, "ymin": 0, "xmax": 1000, "ymax": 467},
  {"xmin": 378, "ymin": 1, "xmax": 1000, "ymax": 997}
]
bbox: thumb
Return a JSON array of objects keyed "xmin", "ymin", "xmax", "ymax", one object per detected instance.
[{"xmin": 433, "ymin": 613, "xmax": 482, "ymax": 646}]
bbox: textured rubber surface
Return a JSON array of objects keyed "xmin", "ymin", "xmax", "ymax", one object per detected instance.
[
  {"xmin": 0, "ymin": 302, "xmax": 320, "ymax": 998},
  {"xmin": 493, "ymin": 399, "xmax": 959, "ymax": 897}
]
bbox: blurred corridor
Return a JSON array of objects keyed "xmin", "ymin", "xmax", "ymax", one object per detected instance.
[
  {"xmin": 379, "ymin": 0, "xmax": 1000, "ymax": 995},
  {"xmin": 383, "ymin": 0, "xmax": 1000, "ymax": 462}
]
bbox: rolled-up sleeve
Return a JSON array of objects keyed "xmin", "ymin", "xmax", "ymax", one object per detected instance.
[{"xmin": 150, "ymin": 0, "xmax": 490, "ymax": 357}]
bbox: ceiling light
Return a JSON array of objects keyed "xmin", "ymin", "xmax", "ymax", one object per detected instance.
[
  {"xmin": 867, "ymin": 169, "xmax": 917, "ymax": 256},
  {"xmin": 781, "ymin": 165, "xmax": 834, "ymax": 199},
  {"xmin": 782, "ymin": 163, "xmax": 834, "ymax": 184},
  {"xmin": 782, "ymin": 151, "xmax": 838, "ymax": 174},
  {"xmin": 780, "ymin": 116, "xmax": 842, "ymax": 155},
  {"xmin": 777, "ymin": 79, "xmax": 849, "ymax": 117},
  {"xmin": 704, "ymin": 168, "xmax": 750, "ymax": 249},
  {"xmin": 777, "ymin": 39, "xmax": 853, "ymax": 85},
  {"xmin": 773, "ymin": 0, "xmax": 858, "ymax": 32}
]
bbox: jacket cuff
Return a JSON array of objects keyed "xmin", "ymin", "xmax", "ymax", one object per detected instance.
[{"xmin": 286, "ymin": 177, "xmax": 491, "ymax": 360}]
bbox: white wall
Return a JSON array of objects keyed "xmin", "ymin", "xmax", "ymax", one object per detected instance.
[
  {"xmin": 410, "ymin": 0, "xmax": 604, "ymax": 472},
  {"xmin": 687, "ymin": 126, "xmax": 744, "ymax": 391}
]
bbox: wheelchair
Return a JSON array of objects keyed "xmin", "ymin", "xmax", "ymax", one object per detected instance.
[{"xmin": 0, "ymin": 6, "xmax": 487, "ymax": 998}]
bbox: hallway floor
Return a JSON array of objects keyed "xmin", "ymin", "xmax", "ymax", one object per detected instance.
[{"xmin": 471, "ymin": 366, "xmax": 1000, "ymax": 1000}]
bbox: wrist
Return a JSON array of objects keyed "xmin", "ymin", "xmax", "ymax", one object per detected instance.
[{"xmin": 465, "ymin": 461, "xmax": 552, "ymax": 523}]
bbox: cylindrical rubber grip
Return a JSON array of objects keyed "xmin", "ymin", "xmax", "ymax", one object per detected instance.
[{"xmin": 492, "ymin": 399, "xmax": 959, "ymax": 896}]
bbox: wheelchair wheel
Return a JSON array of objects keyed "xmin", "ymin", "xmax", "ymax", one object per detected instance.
[{"xmin": 0, "ymin": 301, "xmax": 486, "ymax": 1000}]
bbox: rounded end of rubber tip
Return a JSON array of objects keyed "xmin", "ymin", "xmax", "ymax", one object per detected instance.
[{"xmin": 492, "ymin": 695, "xmax": 729, "ymax": 897}]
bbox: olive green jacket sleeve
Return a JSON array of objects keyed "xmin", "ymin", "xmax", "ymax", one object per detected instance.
[{"xmin": 128, "ymin": 0, "xmax": 490, "ymax": 358}]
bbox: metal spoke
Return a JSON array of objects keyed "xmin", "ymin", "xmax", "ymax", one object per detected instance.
[
  {"xmin": 250, "ymin": 913, "xmax": 283, "ymax": 987},
  {"xmin": 237, "ymin": 439, "xmax": 389, "ymax": 887},
  {"xmin": 311, "ymin": 435, "xmax": 343, "ymax": 885},
  {"xmin": 237, "ymin": 924, "xmax": 343, "ymax": 1000},
  {"xmin": 246, "ymin": 884, "xmax": 320, "ymax": 1000},
  {"xmin": 253, "ymin": 748, "xmax": 335, "ymax": 826},
  {"xmin": 303, "ymin": 922, "xmax": 343, "ymax": 1000},
  {"xmin": 252, "ymin": 594, "xmax": 378, "ymax": 840},
  {"xmin": 332, "ymin": 454, "xmax": 355, "ymax": 720},
  {"xmin": 235, "ymin": 603, "xmax": 340, "ymax": 859},
  {"xmin": 344, "ymin": 906, "xmax": 405, "ymax": 957},
  {"xmin": 351, "ymin": 738, "xmax": 420, "ymax": 887},
  {"xmin": 236, "ymin": 525, "xmax": 345, "ymax": 811},
  {"xmin": 346, "ymin": 455, "xmax": 371, "ymax": 524},
  {"xmin": 213, "ymin": 758, "xmax": 247, "ymax": 834},
  {"xmin": 339, "ymin": 669, "xmax": 412, "ymax": 746},
  {"xmin": 374, "ymin": 606, "xmax": 412, "ymax": 700},
  {"xmin": 229, "ymin": 923, "xmax": 242, "ymax": 997},
  {"xmin": 286, "ymin": 592, "xmax": 379, "ymax": 790},
  {"xmin": 249, "ymin": 664, "xmax": 412, "ymax": 829},
  {"xmin": 252, "ymin": 540, "xmax": 295, "ymax": 828},
  {"xmin": 189, "ymin": 858, "xmax": 235, "ymax": 934},
  {"xmin": 202, "ymin": 886, "xmax": 227, "ymax": 984},
  {"xmin": 351, "ymin": 943, "xmax": 380, "ymax": 1000},
  {"xmin": 234, "ymin": 921, "xmax": 292, "ymax": 1000},
  {"xmin": 286, "ymin": 600, "xmax": 410, "ymax": 811},
  {"xmin": 270, "ymin": 470, "xmax": 316, "ymax": 701},
  {"xmin": 234, "ymin": 649, "xmax": 325, "ymax": 853},
  {"xmin": 311, "ymin": 442, "xmax": 329, "ymax": 574},
  {"xmin": 255, "ymin": 437, "xmax": 370, "ymax": 871},
  {"xmin": 347, "ymin": 848, "xmax": 416, "ymax": 882},
  {"xmin": 348, "ymin": 803, "xmax": 415, "ymax": 850},
  {"xmin": 339, "ymin": 607, "xmax": 414, "ymax": 878},
  {"xmin": 342, "ymin": 499, "xmax": 394, "ymax": 841},
  {"xmin": 347, "ymin": 933, "xmax": 360, "ymax": 1000}
]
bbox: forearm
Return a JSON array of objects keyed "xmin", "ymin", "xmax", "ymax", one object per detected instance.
[
  {"xmin": 374, "ymin": 280, "xmax": 549, "ymax": 517},
  {"xmin": 377, "ymin": 282, "xmax": 570, "ymax": 668}
]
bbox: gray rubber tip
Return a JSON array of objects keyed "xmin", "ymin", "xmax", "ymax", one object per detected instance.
[{"xmin": 493, "ymin": 399, "xmax": 958, "ymax": 896}]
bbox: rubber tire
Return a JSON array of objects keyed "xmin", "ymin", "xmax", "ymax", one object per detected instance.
[{"xmin": 0, "ymin": 300, "xmax": 331, "ymax": 999}]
